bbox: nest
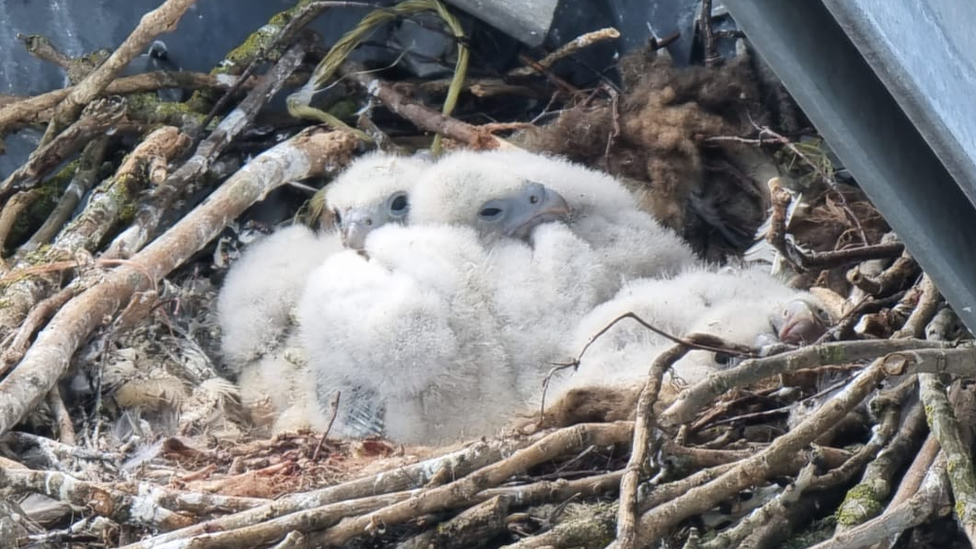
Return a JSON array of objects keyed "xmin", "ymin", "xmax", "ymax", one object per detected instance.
[{"xmin": 0, "ymin": 2, "xmax": 974, "ymax": 549}]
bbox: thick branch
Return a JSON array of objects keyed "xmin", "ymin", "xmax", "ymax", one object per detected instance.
[
  {"xmin": 0, "ymin": 125, "xmax": 189, "ymax": 338},
  {"xmin": 0, "ymin": 71, "xmax": 267, "ymax": 133},
  {"xmin": 338, "ymin": 61, "xmax": 512, "ymax": 150},
  {"xmin": 120, "ymin": 420, "xmax": 536, "ymax": 548},
  {"xmin": 0, "ymin": 97, "xmax": 126, "ymax": 202},
  {"xmin": 618, "ymin": 355, "xmax": 898, "ymax": 547},
  {"xmin": 1, "ymin": 468, "xmax": 194, "ymax": 530},
  {"xmin": 103, "ymin": 41, "xmax": 309, "ymax": 259},
  {"xmin": 0, "ymin": 129, "xmax": 356, "ymax": 436},
  {"xmin": 314, "ymin": 423, "xmax": 632, "ymax": 547},
  {"xmin": 919, "ymin": 373, "xmax": 976, "ymax": 543},
  {"xmin": 660, "ymin": 339, "xmax": 943, "ymax": 427},
  {"xmin": 618, "ymin": 344, "xmax": 690, "ymax": 549},
  {"xmin": 41, "ymin": 0, "xmax": 198, "ymax": 144},
  {"xmin": 18, "ymin": 137, "xmax": 110, "ymax": 255}
]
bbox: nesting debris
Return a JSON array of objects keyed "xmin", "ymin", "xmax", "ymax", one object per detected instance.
[
  {"xmin": 514, "ymin": 48, "xmax": 778, "ymax": 260},
  {"xmin": 1, "ymin": 1, "xmax": 975, "ymax": 548}
]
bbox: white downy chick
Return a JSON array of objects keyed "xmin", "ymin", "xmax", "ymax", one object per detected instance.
[
  {"xmin": 298, "ymin": 224, "xmax": 517, "ymax": 445},
  {"xmin": 324, "ymin": 151, "xmax": 429, "ymax": 249},
  {"xmin": 410, "ymin": 157, "xmax": 607, "ymax": 400},
  {"xmin": 220, "ymin": 152, "xmax": 424, "ymax": 371},
  {"xmin": 235, "ymin": 331, "xmax": 310, "ymax": 430},
  {"xmin": 425, "ymin": 149, "xmax": 700, "ymax": 299},
  {"xmin": 221, "ymin": 152, "xmax": 426, "ymax": 428},
  {"xmin": 409, "ymin": 152, "xmax": 572, "ymax": 244},
  {"xmin": 551, "ymin": 266, "xmax": 828, "ymax": 398},
  {"xmin": 217, "ymin": 224, "xmax": 341, "ymax": 374}
]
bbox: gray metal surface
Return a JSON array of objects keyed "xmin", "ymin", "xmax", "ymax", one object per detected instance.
[
  {"xmin": 722, "ymin": 0, "xmax": 976, "ymax": 331},
  {"xmin": 823, "ymin": 1, "xmax": 976, "ymax": 208},
  {"xmin": 444, "ymin": 0, "xmax": 559, "ymax": 46}
]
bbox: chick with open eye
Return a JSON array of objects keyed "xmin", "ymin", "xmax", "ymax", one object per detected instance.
[
  {"xmin": 323, "ymin": 151, "xmax": 429, "ymax": 249},
  {"xmin": 299, "ymin": 164, "xmax": 583, "ymax": 443},
  {"xmin": 220, "ymin": 152, "xmax": 428, "ymax": 431}
]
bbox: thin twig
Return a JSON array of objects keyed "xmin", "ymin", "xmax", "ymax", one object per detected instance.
[
  {"xmin": 338, "ymin": 61, "xmax": 511, "ymax": 150},
  {"xmin": 311, "ymin": 391, "xmax": 341, "ymax": 461},
  {"xmin": 699, "ymin": 0, "xmax": 720, "ymax": 66},
  {"xmin": 618, "ymin": 343, "xmax": 692, "ymax": 549},
  {"xmin": 508, "ymin": 27, "xmax": 621, "ymax": 77}
]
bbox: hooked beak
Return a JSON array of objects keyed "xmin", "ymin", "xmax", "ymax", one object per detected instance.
[
  {"xmin": 341, "ymin": 221, "xmax": 370, "ymax": 250},
  {"xmin": 338, "ymin": 210, "xmax": 376, "ymax": 251},
  {"xmin": 777, "ymin": 299, "xmax": 828, "ymax": 345},
  {"xmin": 506, "ymin": 183, "xmax": 572, "ymax": 241}
]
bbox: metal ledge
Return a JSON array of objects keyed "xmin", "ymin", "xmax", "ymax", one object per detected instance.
[{"xmin": 723, "ymin": 0, "xmax": 976, "ymax": 331}]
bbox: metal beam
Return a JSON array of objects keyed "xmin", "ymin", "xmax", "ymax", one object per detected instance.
[
  {"xmin": 443, "ymin": 0, "xmax": 558, "ymax": 46},
  {"xmin": 723, "ymin": 0, "xmax": 976, "ymax": 330}
]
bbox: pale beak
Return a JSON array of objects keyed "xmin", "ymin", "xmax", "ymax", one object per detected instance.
[
  {"xmin": 505, "ymin": 183, "xmax": 572, "ymax": 240},
  {"xmin": 777, "ymin": 299, "xmax": 828, "ymax": 345},
  {"xmin": 341, "ymin": 219, "xmax": 372, "ymax": 250}
]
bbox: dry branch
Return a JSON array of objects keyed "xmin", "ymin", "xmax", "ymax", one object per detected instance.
[
  {"xmin": 847, "ymin": 253, "xmax": 919, "ymax": 298},
  {"xmin": 338, "ymin": 61, "xmax": 513, "ymax": 150},
  {"xmin": 103, "ymin": 41, "xmax": 309, "ymax": 259},
  {"xmin": 141, "ymin": 473, "xmax": 619, "ymax": 549},
  {"xmin": 701, "ymin": 462, "xmax": 817, "ymax": 549},
  {"xmin": 312, "ymin": 422, "xmax": 632, "ymax": 547},
  {"xmin": 833, "ymin": 400, "xmax": 926, "ymax": 532},
  {"xmin": 40, "ymin": 0, "xmax": 198, "ymax": 144},
  {"xmin": 508, "ymin": 27, "xmax": 622, "ymax": 77},
  {"xmin": 142, "ymin": 483, "xmax": 268, "ymax": 516},
  {"xmin": 141, "ymin": 470, "xmax": 623, "ymax": 549},
  {"xmin": 18, "ymin": 33, "xmax": 75, "ymax": 72},
  {"xmin": 0, "ymin": 190, "xmax": 39, "ymax": 261},
  {"xmin": 617, "ymin": 354, "xmax": 903, "ymax": 548},
  {"xmin": 0, "ymin": 431, "xmax": 121, "ymax": 469},
  {"xmin": 0, "ymin": 71, "xmax": 266, "ymax": 133},
  {"xmin": 121, "ymin": 435, "xmax": 539, "ymax": 548},
  {"xmin": 808, "ymin": 453, "xmax": 950, "ymax": 549},
  {"xmin": 919, "ymin": 373, "xmax": 976, "ymax": 543},
  {"xmin": 892, "ymin": 274, "xmax": 941, "ymax": 339},
  {"xmin": 0, "ymin": 97, "xmax": 126, "ymax": 202},
  {"xmin": 46, "ymin": 384, "xmax": 76, "ymax": 445},
  {"xmin": 0, "ymin": 129, "xmax": 357, "ymax": 436},
  {"xmin": 18, "ymin": 137, "xmax": 109, "ymax": 256},
  {"xmin": 660, "ymin": 339, "xmax": 943, "ymax": 427},
  {"xmin": 194, "ymin": 0, "xmax": 350, "ymax": 124},
  {"xmin": 618, "ymin": 344, "xmax": 691, "ymax": 549},
  {"xmin": 1, "ymin": 468, "xmax": 194, "ymax": 531},
  {"xmin": 662, "ymin": 441, "xmax": 851, "ymax": 472},
  {"xmin": 412, "ymin": 78, "xmax": 548, "ymax": 99},
  {"xmin": 500, "ymin": 505, "xmax": 617, "ymax": 549},
  {"xmin": 509, "ymin": 461, "xmax": 755, "ymax": 548},
  {"xmin": 398, "ymin": 495, "xmax": 511, "ymax": 549},
  {"xmin": 0, "ymin": 125, "xmax": 189, "ymax": 338},
  {"xmin": 808, "ymin": 407, "xmax": 899, "ymax": 491}
]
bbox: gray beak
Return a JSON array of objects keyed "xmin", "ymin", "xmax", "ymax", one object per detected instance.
[
  {"xmin": 335, "ymin": 191, "xmax": 410, "ymax": 250},
  {"xmin": 504, "ymin": 182, "xmax": 572, "ymax": 240},
  {"xmin": 341, "ymin": 216, "xmax": 373, "ymax": 250}
]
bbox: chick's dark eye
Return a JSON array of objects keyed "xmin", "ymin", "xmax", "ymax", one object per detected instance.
[
  {"xmin": 480, "ymin": 207, "xmax": 503, "ymax": 219},
  {"xmin": 713, "ymin": 352, "xmax": 733, "ymax": 367},
  {"xmin": 391, "ymin": 194, "xmax": 408, "ymax": 213},
  {"xmin": 529, "ymin": 194, "xmax": 540, "ymax": 204},
  {"xmin": 333, "ymin": 209, "xmax": 342, "ymax": 226}
]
